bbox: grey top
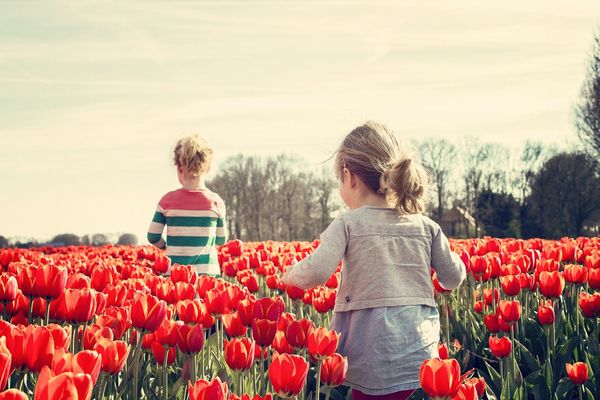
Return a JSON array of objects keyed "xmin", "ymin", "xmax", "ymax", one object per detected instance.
[{"xmin": 283, "ymin": 206, "xmax": 466, "ymax": 312}]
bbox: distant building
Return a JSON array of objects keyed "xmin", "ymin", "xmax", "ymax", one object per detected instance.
[{"xmin": 439, "ymin": 206, "xmax": 477, "ymax": 238}]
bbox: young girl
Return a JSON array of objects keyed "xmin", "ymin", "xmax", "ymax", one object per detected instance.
[
  {"xmin": 147, "ymin": 135, "xmax": 228, "ymax": 276},
  {"xmin": 281, "ymin": 121, "xmax": 466, "ymax": 400}
]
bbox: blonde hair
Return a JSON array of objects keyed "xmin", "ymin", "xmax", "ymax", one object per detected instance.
[
  {"xmin": 335, "ymin": 121, "xmax": 429, "ymax": 214},
  {"xmin": 173, "ymin": 135, "xmax": 214, "ymax": 178}
]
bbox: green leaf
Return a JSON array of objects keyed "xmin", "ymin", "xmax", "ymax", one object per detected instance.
[
  {"xmin": 513, "ymin": 385, "xmax": 526, "ymax": 400},
  {"xmin": 554, "ymin": 378, "xmax": 574, "ymax": 400},
  {"xmin": 544, "ymin": 358, "xmax": 553, "ymax": 392},
  {"xmin": 484, "ymin": 360, "xmax": 502, "ymax": 394},
  {"xmin": 515, "ymin": 339, "xmax": 541, "ymax": 373},
  {"xmin": 585, "ymin": 386, "xmax": 596, "ymax": 400}
]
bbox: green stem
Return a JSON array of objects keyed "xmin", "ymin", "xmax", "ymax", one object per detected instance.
[
  {"xmin": 132, "ymin": 331, "xmax": 144, "ymax": 400},
  {"xmin": 97, "ymin": 373, "xmax": 107, "ymax": 400},
  {"xmin": 260, "ymin": 347, "xmax": 265, "ymax": 395},
  {"xmin": 190, "ymin": 353, "xmax": 197, "ymax": 384},
  {"xmin": 45, "ymin": 299, "xmax": 51, "ymax": 325},
  {"xmin": 325, "ymin": 386, "xmax": 332, "ymax": 400},
  {"xmin": 28, "ymin": 298, "xmax": 34, "ymax": 323},
  {"xmin": 315, "ymin": 359, "xmax": 322, "ymax": 400},
  {"xmin": 163, "ymin": 346, "xmax": 169, "ymax": 400}
]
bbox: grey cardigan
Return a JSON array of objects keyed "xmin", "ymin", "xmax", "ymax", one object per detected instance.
[{"xmin": 283, "ymin": 206, "xmax": 466, "ymax": 312}]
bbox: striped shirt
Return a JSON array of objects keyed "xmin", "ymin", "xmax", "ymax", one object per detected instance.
[{"xmin": 147, "ymin": 188, "xmax": 227, "ymax": 275}]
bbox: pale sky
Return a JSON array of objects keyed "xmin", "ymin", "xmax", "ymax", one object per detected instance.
[{"xmin": 1, "ymin": 1, "xmax": 599, "ymax": 243}]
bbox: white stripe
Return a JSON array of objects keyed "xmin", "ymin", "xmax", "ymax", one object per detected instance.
[
  {"xmin": 156, "ymin": 205, "xmax": 165, "ymax": 213},
  {"xmin": 166, "ymin": 226, "xmax": 217, "ymax": 236},
  {"xmin": 192, "ymin": 264, "xmax": 221, "ymax": 275},
  {"xmin": 166, "ymin": 209, "xmax": 220, "ymax": 218},
  {"xmin": 167, "ymin": 246, "xmax": 215, "ymax": 256},
  {"xmin": 148, "ymin": 222, "xmax": 165, "ymax": 234}
]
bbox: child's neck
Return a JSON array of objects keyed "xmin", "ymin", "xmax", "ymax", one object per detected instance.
[
  {"xmin": 354, "ymin": 189, "xmax": 391, "ymax": 209},
  {"xmin": 181, "ymin": 176, "xmax": 207, "ymax": 190}
]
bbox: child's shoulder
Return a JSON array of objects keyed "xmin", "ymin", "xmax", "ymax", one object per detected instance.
[{"xmin": 341, "ymin": 208, "xmax": 441, "ymax": 234}]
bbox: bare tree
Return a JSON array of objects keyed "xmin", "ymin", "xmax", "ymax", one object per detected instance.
[
  {"xmin": 459, "ymin": 139, "xmax": 493, "ymax": 237},
  {"xmin": 575, "ymin": 30, "xmax": 600, "ymax": 162},
  {"xmin": 418, "ymin": 139, "xmax": 457, "ymax": 221},
  {"xmin": 208, "ymin": 154, "xmax": 339, "ymax": 241}
]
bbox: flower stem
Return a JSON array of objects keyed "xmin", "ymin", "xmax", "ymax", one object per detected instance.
[{"xmin": 315, "ymin": 359, "xmax": 322, "ymax": 400}]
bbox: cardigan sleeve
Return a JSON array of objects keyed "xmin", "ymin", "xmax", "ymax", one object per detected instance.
[{"xmin": 282, "ymin": 216, "xmax": 348, "ymax": 289}]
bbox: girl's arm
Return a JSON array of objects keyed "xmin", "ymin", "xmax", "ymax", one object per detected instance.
[
  {"xmin": 215, "ymin": 205, "xmax": 228, "ymax": 246},
  {"xmin": 281, "ymin": 216, "xmax": 348, "ymax": 290},
  {"xmin": 430, "ymin": 226, "xmax": 466, "ymax": 290},
  {"xmin": 147, "ymin": 204, "xmax": 167, "ymax": 250}
]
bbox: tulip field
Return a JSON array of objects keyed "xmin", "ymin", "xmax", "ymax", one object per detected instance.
[{"xmin": 0, "ymin": 236, "xmax": 599, "ymax": 400}]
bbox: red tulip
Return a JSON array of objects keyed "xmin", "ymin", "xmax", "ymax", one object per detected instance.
[
  {"xmin": 33, "ymin": 264, "xmax": 68, "ymax": 299},
  {"xmin": 268, "ymin": 353, "xmax": 309, "ymax": 398},
  {"xmin": 222, "ymin": 312, "xmax": 247, "ymax": 337},
  {"xmin": 34, "ymin": 365, "xmax": 93, "ymax": 400},
  {"xmin": 563, "ymin": 265, "xmax": 587, "ymax": 285},
  {"xmin": 284, "ymin": 318, "xmax": 314, "ymax": 349},
  {"xmin": 285, "ymin": 285, "xmax": 305, "ymax": 300},
  {"xmin": 23, "ymin": 325, "xmax": 55, "ymax": 372},
  {"xmin": 497, "ymin": 300, "xmax": 521, "ymax": 324},
  {"xmin": 253, "ymin": 297, "xmax": 284, "ymax": 321},
  {"xmin": 176, "ymin": 299, "xmax": 200, "ymax": 324},
  {"xmin": 176, "ymin": 324, "xmax": 205, "ymax": 354},
  {"xmin": 272, "ymin": 331, "xmax": 294, "ymax": 354},
  {"xmin": 419, "ymin": 358, "xmax": 462, "ymax": 398},
  {"xmin": 500, "ymin": 275, "xmax": 520, "ymax": 297},
  {"xmin": 488, "ymin": 335, "xmax": 512, "ymax": 358},
  {"xmin": 0, "ymin": 338, "xmax": 11, "ymax": 391},
  {"xmin": 538, "ymin": 271, "xmax": 565, "ymax": 298},
  {"xmin": 81, "ymin": 325, "xmax": 113, "ymax": 351},
  {"xmin": 537, "ymin": 301, "xmax": 555, "ymax": 325},
  {"xmin": 131, "ymin": 294, "xmax": 167, "ymax": 333},
  {"xmin": 482, "ymin": 288, "xmax": 499, "ymax": 306},
  {"xmin": 438, "ymin": 343, "xmax": 449, "ymax": 360},
  {"xmin": 93, "ymin": 338, "xmax": 130, "ymax": 374},
  {"xmin": 151, "ymin": 342, "xmax": 176, "ymax": 364},
  {"xmin": 452, "ymin": 380, "xmax": 478, "ymax": 400},
  {"xmin": 4, "ymin": 327, "xmax": 25, "ymax": 371},
  {"xmin": 237, "ymin": 298, "xmax": 256, "ymax": 327},
  {"xmin": 173, "ymin": 282, "xmax": 196, "ymax": 302},
  {"xmin": 0, "ymin": 389, "xmax": 28, "ymax": 400},
  {"xmin": 188, "ymin": 377, "xmax": 228, "ymax": 400},
  {"xmin": 224, "ymin": 337, "xmax": 255, "ymax": 371},
  {"xmin": 566, "ymin": 362, "xmax": 588, "ymax": 385},
  {"xmin": 0, "ymin": 276, "xmax": 18, "ymax": 303},
  {"xmin": 320, "ymin": 353, "xmax": 348, "ymax": 386},
  {"xmin": 205, "ymin": 288, "xmax": 229, "ymax": 315},
  {"xmin": 252, "ymin": 319, "xmax": 278, "ymax": 347},
  {"xmin": 579, "ymin": 292, "xmax": 600, "ymax": 318},
  {"xmin": 588, "ymin": 268, "xmax": 600, "ymax": 290},
  {"xmin": 52, "ymin": 349, "xmax": 102, "ymax": 384},
  {"xmin": 63, "ymin": 289, "xmax": 98, "ymax": 323},
  {"xmin": 155, "ymin": 320, "xmax": 182, "ymax": 348},
  {"xmin": 308, "ymin": 327, "xmax": 339, "ymax": 360}
]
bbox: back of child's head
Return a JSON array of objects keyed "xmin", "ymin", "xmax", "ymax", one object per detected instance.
[
  {"xmin": 336, "ymin": 121, "xmax": 429, "ymax": 214},
  {"xmin": 173, "ymin": 135, "xmax": 214, "ymax": 177}
]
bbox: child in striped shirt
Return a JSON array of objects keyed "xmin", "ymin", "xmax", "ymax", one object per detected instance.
[{"xmin": 147, "ymin": 135, "xmax": 228, "ymax": 276}]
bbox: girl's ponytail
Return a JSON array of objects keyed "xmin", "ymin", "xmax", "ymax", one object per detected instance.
[
  {"xmin": 382, "ymin": 157, "xmax": 428, "ymax": 215},
  {"xmin": 336, "ymin": 121, "xmax": 429, "ymax": 215}
]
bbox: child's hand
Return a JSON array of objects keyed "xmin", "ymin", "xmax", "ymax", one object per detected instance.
[{"xmin": 281, "ymin": 266, "xmax": 292, "ymax": 285}]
